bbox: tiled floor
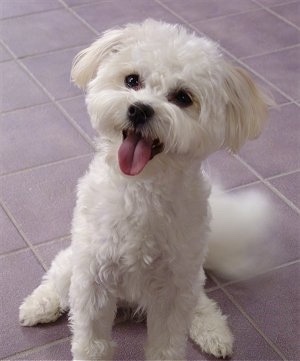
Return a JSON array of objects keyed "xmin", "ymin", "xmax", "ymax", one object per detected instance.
[{"xmin": 0, "ymin": 0, "xmax": 299, "ymax": 360}]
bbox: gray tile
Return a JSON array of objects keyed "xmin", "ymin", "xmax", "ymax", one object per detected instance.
[
  {"xmin": 204, "ymin": 151, "xmax": 258, "ymax": 190},
  {"xmin": 0, "ymin": 103, "xmax": 93, "ymax": 175},
  {"xmin": 0, "ymin": 43, "xmax": 11, "ymax": 62},
  {"xmin": 14, "ymin": 340, "xmax": 72, "ymax": 360},
  {"xmin": 160, "ymin": 0, "xmax": 259, "ymax": 23},
  {"xmin": 271, "ymin": 1, "xmax": 300, "ymax": 27},
  {"xmin": 194, "ymin": 9, "xmax": 300, "ymax": 58},
  {"xmin": 64, "ymin": 0, "xmax": 99, "ymax": 6},
  {"xmin": 270, "ymin": 171, "xmax": 300, "ymax": 209},
  {"xmin": 0, "ymin": 61, "xmax": 48, "ymax": 112},
  {"xmin": 239, "ymin": 104, "xmax": 300, "ymax": 178},
  {"xmin": 74, "ymin": 0, "xmax": 181, "ymax": 33},
  {"xmin": 244, "ymin": 46, "xmax": 300, "ymax": 101},
  {"xmin": 0, "ymin": 156, "xmax": 92, "ymax": 244},
  {"xmin": 0, "ymin": 9, "xmax": 93, "ymax": 57},
  {"xmin": 59, "ymin": 96, "xmax": 97, "ymax": 140},
  {"xmin": 36, "ymin": 238, "xmax": 71, "ymax": 269},
  {"xmin": 256, "ymin": 0, "xmax": 297, "ymax": 6},
  {"xmin": 0, "ymin": 250, "xmax": 70, "ymax": 359},
  {"xmin": 0, "ymin": 205, "xmax": 26, "ymax": 254},
  {"xmin": 23, "ymin": 47, "xmax": 83, "ymax": 101},
  {"xmin": 226, "ymin": 263, "xmax": 300, "ymax": 360},
  {"xmin": 0, "ymin": 0, "xmax": 62, "ymax": 19}
]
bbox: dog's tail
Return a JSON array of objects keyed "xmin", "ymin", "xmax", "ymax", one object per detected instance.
[{"xmin": 204, "ymin": 187, "xmax": 274, "ymax": 280}]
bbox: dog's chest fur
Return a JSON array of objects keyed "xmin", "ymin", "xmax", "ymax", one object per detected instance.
[{"xmin": 72, "ymin": 155, "xmax": 210, "ymax": 304}]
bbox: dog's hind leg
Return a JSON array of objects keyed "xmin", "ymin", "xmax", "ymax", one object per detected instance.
[
  {"xmin": 19, "ymin": 246, "xmax": 72, "ymax": 326},
  {"xmin": 189, "ymin": 289, "xmax": 234, "ymax": 359}
]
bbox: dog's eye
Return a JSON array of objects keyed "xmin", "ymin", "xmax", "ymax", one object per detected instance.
[
  {"xmin": 125, "ymin": 74, "xmax": 140, "ymax": 90},
  {"xmin": 173, "ymin": 90, "xmax": 193, "ymax": 108},
  {"xmin": 168, "ymin": 89, "xmax": 193, "ymax": 108}
]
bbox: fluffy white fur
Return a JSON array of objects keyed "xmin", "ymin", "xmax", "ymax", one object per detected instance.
[{"xmin": 19, "ymin": 20, "xmax": 271, "ymax": 360}]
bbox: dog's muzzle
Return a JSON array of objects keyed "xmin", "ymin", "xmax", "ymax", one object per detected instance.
[{"xmin": 127, "ymin": 102, "xmax": 154, "ymax": 127}]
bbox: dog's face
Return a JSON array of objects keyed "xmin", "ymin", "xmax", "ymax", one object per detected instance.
[{"xmin": 72, "ymin": 20, "xmax": 270, "ymax": 177}]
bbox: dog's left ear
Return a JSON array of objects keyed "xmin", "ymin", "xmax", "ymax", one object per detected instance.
[
  {"xmin": 71, "ymin": 28, "xmax": 125, "ymax": 89},
  {"xmin": 223, "ymin": 65, "xmax": 272, "ymax": 152}
]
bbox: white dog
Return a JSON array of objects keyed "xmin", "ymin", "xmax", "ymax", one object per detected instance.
[{"xmin": 19, "ymin": 20, "xmax": 271, "ymax": 360}]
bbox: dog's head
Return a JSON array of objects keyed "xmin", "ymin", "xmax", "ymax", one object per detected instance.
[{"xmin": 71, "ymin": 20, "xmax": 270, "ymax": 177}]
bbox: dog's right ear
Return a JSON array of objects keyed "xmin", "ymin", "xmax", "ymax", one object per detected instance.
[{"xmin": 71, "ymin": 28, "xmax": 124, "ymax": 89}]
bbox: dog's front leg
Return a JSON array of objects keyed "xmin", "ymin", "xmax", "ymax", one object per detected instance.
[
  {"xmin": 145, "ymin": 287, "xmax": 195, "ymax": 360},
  {"xmin": 69, "ymin": 268, "xmax": 117, "ymax": 360}
]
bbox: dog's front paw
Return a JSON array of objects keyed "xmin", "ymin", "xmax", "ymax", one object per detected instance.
[
  {"xmin": 19, "ymin": 285, "xmax": 61, "ymax": 326},
  {"xmin": 72, "ymin": 338, "xmax": 115, "ymax": 360},
  {"xmin": 190, "ymin": 310, "xmax": 233, "ymax": 358}
]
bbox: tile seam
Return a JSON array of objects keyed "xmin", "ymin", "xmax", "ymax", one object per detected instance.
[
  {"xmin": 0, "ymin": 39, "xmax": 96, "ymax": 150},
  {"xmin": 234, "ymin": 154, "xmax": 300, "ymax": 215},
  {"xmin": 252, "ymin": 0, "xmax": 300, "ymax": 31},
  {"xmin": 2, "ymin": 336, "xmax": 71, "ymax": 361},
  {"xmin": 0, "ymin": 153, "xmax": 93, "ymax": 179},
  {"xmin": 0, "ymin": 200, "xmax": 48, "ymax": 271},
  {"xmin": 240, "ymin": 43, "xmax": 300, "ymax": 61}
]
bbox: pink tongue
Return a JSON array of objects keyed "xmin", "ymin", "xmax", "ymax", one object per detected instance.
[{"xmin": 118, "ymin": 133, "xmax": 152, "ymax": 176}]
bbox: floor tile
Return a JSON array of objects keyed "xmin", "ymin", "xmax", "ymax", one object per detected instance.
[
  {"xmin": 36, "ymin": 238, "xmax": 71, "ymax": 269},
  {"xmin": 0, "ymin": 103, "xmax": 93, "ymax": 175},
  {"xmin": 160, "ymin": 0, "xmax": 259, "ymax": 23},
  {"xmin": 14, "ymin": 339, "xmax": 72, "ymax": 360},
  {"xmin": 270, "ymin": 171, "xmax": 300, "ymax": 209},
  {"xmin": 0, "ymin": 205, "xmax": 26, "ymax": 254},
  {"xmin": 22, "ymin": 47, "xmax": 83, "ymax": 101},
  {"xmin": 0, "ymin": 155, "xmax": 92, "ymax": 245},
  {"xmin": 194, "ymin": 9, "xmax": 300, "ymax": 59},
  {"xmin": 0, "ymin": 9, "xmax": 93, "ymax": 57},
  {"xmin": 58, "ymin": 96, "xmax": 97, "ymax": 140},
  {"xmin": 204, "ymin": 151, "xmax": 258, "ymax": 190},
  {"xmin": 64, "ymin": 0, "xmax": 99, "ymax": 6},
  {"xmin": 271, "ymin": 1, "xmax": 300, "ymax": 27},
  {"xmin": 256, "ymin": 0, "xmax": 298, "ymax": 6},
  {"xmin": 0, "ymin": 43, "xmax": 11, "ymax": 62},
  {"xmin": 0, "ymin": 60, "xmax": 48, "ymax": 112},
  {"xmin": 239, "ymin": 104, "xmax": 300, "ymax": 178},
  {"xmin": 243, "ymin": 46, "xmax": 300, "ymax": 101},
  {"xmin": 74, "ymin": 0, "xmax": 181, "ymax": 33},
  {"xmin": 0, "ymin": 0, "xmax": 62, "ymax": 19},
  {"xmin": 226, "ymin": 263, "xmax": 299, "ymax": 360},
  {"xmin": 0, "ymin": 250, "xmax": 70, "ymax": 359}
]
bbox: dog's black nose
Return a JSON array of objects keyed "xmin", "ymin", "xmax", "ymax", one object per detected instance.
[{"xmin": 127, "ymin": 102, "xmax": 154, "ymax": 127}]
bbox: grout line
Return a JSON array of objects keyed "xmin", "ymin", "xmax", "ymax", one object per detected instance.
[
  {"xmin": 209, "ymin": 273, "xmax": 287, "ymax": 361},
  {"xmin": 0, "ymin": 93, "xmax": 85, "ymax": 117},
  {"xmin": 252, "ymin": 0, "xmax": 300, "ymax": 31},
  {"xmin": 211, "ymin": 259, "xmax": 300, "ymax": 290},
  {"xmin": 0, "ymin": 245, "xmax": 29, "ymax": 260},
  {"xmin": 58, "ymin": 0, "xmax": 100, "ymax": 36},
  {"xmin": 0, "ymin": 153, "xmax": 93, "ymax": 179},
  {"xmin": 35, "ymin": 234, "xmax": 71, "ymax": 249},
  {"xmin": 0, "ymin": 39, "xmax": 96, "ymax": 150},
  {"xmin": 0, "ymin": 6, "xmax": 64, "ymax": 21},
  {"xmin": 3, "ymin": 336, "xmax": 71, "ymax": 361},
  {"xmin": 0, "ymin": 200, "xmax": 48, "ymax": 271},
  {"xmin": 0, "ymin": 100, "xmax": 52, "ymax": 116},
  {"xmin": 155, "ymin": 0, "xmax": 297, "ymax": 104},
  {"xmin": 241, "ymin": 43, "xmax": 300, "ymax": 61},
  {"xmin": 266, "ymin": 168, "xmax": 300, "ymax": 181},
  {"xmin": 234, "ymin": 155, "xmax": 300, "ymax": 215}
]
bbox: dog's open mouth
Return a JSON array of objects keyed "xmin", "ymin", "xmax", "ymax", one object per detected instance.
[{"xmin": 118, "ymin": 129, "xmax": 164, "ymax": 176}]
